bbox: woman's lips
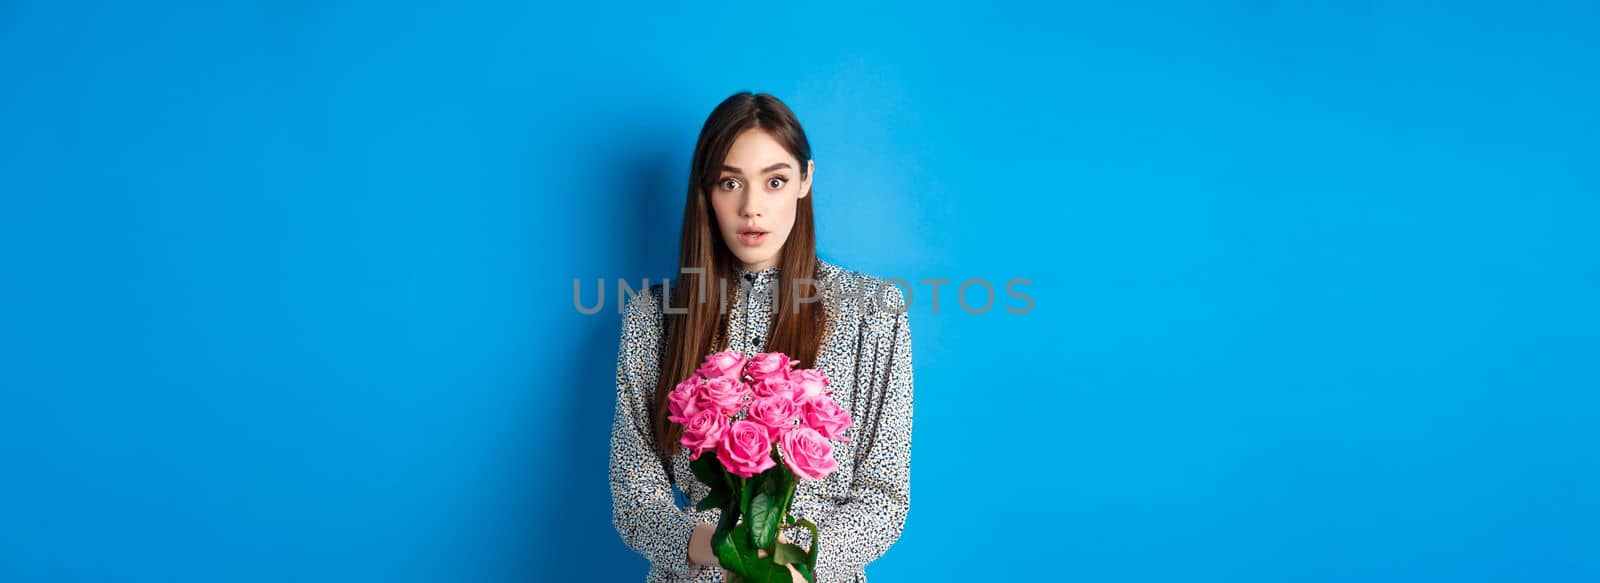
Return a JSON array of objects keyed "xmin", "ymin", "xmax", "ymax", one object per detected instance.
[{"xmin": 738, "ymin": 230, "xmax": 768, "ymax": 246}]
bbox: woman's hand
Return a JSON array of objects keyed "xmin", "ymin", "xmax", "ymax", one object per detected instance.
[{"xmin": 688, "ymin": 522, "xmax": 718, "ymax": 568}]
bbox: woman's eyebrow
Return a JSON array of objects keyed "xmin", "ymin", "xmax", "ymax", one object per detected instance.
[{"xmin": 721, "ymin": 162, "xmax": 793, "ymax": 175}]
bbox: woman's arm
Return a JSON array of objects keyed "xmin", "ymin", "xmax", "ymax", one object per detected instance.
[
  {"xmin": 807, "ymin": 286, "xmax": 915, "ymax": 581},
  {"xmin": 609, "ymin": 290, "xmax": 715, "ymax": 579}
]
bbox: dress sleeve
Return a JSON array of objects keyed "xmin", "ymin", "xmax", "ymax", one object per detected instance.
[
  {"xmin": 808, "ymin": 285, "xmax": 914, "ymax": 582},
  {"xmin": 609, "ymin": 290, "xmax": 711, "ymax": 579}
]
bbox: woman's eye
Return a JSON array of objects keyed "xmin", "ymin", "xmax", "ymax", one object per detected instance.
[
  {"xmin": 720, "ymin": 178, "xmax": 741, "ymax": 191},
  {"xmin": 767, "ymin": 177, "xmax": 787, "ymax": 189}
]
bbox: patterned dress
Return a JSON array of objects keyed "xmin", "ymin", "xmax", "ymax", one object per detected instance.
[{"xmin": 609, "ymin": 256, "xmax": 914, "ymax": 583}]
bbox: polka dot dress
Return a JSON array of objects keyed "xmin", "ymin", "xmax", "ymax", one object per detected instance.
[{"xmin": 609, "ymin": 256, "xmax": 914, "ymax": 583}]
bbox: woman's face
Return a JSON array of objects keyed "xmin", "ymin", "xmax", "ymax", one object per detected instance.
[{"xmin": 710, "ymin": 128, "xmax": 814, "ymax": 272}]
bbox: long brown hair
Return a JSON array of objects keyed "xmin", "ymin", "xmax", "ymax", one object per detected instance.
[{"xmin": 651, "ymin": 91, "xmax": 826, "ymax": 464}]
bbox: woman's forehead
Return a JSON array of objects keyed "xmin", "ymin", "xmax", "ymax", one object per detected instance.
[{"xmin": 723, "ymin": 129, "xmax": 796, "ymax": 168}]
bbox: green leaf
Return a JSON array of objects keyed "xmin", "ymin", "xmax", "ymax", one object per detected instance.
[
  {"xmin": 793, "ymin": 562, "xmax": 814, "ymax": 583},
  {"xmin": 741, "ymin": 555, "xmax": 797, "ymax": 583},
  {"xmin": 752, "ymin": 466, "xmax": 792, "ymax": 549},
  {"xmin": 695, "ymin": 487, "xmax": 729, "ymax": 511},
  {"xmin": 772, "ymin": 465, "xmax": 795, "ymax": 506},
  {"xmin": 713, "ymin": 501, "xmax": 741, "ymax": 540},
  {"xmin": 794, "ymin": 518, "xmax": 821, "ymax": 573},
  {"xmin": 779, "ymin": 463, "xmax": 798, "ymax": 494},
  {"xmin": 714, "ymin": 524, "xmax": 755, "ymax": 578},
  {"xmin": 711, "ymin": 501, "xmax": 743, "ymax": 572},
  {"xmin": 749, "ymin": 490, "xmax": 781, "ymax": 549},
  {"xmin": 690, "ymin": 454, "xmax": 732, "ymax": 509},
  {"xmin": 689, "ymin": 452, "xmax": 723, "ymax": 484},
  {"xmin": 713, "ymin": 516, "xmax": 799, "ymax": 582},
  {"xmin": 772, "ymin": 542, "xmax": 808, "ymax": 566}
]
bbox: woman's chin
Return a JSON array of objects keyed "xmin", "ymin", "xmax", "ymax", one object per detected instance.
[{"xmin": 730, "ymin": 251, "xmax": 779, "ymax": 270}]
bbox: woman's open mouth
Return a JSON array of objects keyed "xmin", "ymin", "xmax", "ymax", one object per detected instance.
[{"xmin": 738, "ymin": 228, "xmax": 769, "ymax": 247}]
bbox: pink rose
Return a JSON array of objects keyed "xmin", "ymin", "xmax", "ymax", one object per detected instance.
[
  {"xmin": 746, "ymin": 352, "xmax": 795, "ymax": 381},
  {"xmin": 680, "ymin": 408, "xmax": 729, "ymax": 460},
  {"xmin": 780, "ymin": 426, "xmax": 838, "ymax": 481},
  {"xmin": 667, "ymin": 376, "xmax": 705, "ymax": 423},
  {"xmin": 746, "ymin": 393, "xmax": 801, "ymax": 436},
  {"xmin": 801, "ymin": 395, "xmax": 852, "ymax": 442},
  {"xmin": 751, "ymin": 375, "xmax": 796, "ymax": 401},
  {"xmin": 700, "ymin": 375, "xmax": 750, "ymax": 415},
  {"xmin": 697, "ymin": 350, "xmax": 748, "ymax": 380},
  {"xmin": 717, "ymin": 419, "xmax": 777, "ymax": 478},
  {"xmin": 788, "ymin": 368, "xmax": 831, "ymax": 399}
]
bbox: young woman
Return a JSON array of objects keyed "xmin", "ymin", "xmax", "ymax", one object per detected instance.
[{"xmin": 608, "ymin": 92, "xmax": 914, "ymax": 583}]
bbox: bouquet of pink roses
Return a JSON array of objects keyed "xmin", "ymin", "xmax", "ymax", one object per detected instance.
[{"xmin": 669, "ymin": 350, "xmax": 853, "ymax": 583}]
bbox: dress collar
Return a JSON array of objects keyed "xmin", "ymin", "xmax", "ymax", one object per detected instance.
[
  {"xmin": 733, "ymin": 256, "xmax": 839, "ymax": 285},
  {"xmin": 735, "ymin": 263, "xmax": 781, "ymax": 285}
]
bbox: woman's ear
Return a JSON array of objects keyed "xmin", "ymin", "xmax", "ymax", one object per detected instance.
[{"xmin": 800, "ymin": 159, "xmax": 815, "ymax": 199}]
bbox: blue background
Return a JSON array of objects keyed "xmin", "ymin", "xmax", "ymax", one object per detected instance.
[{"xmin": 3, "ymin": 1, "xmax": 1597, "ymax": 581}]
